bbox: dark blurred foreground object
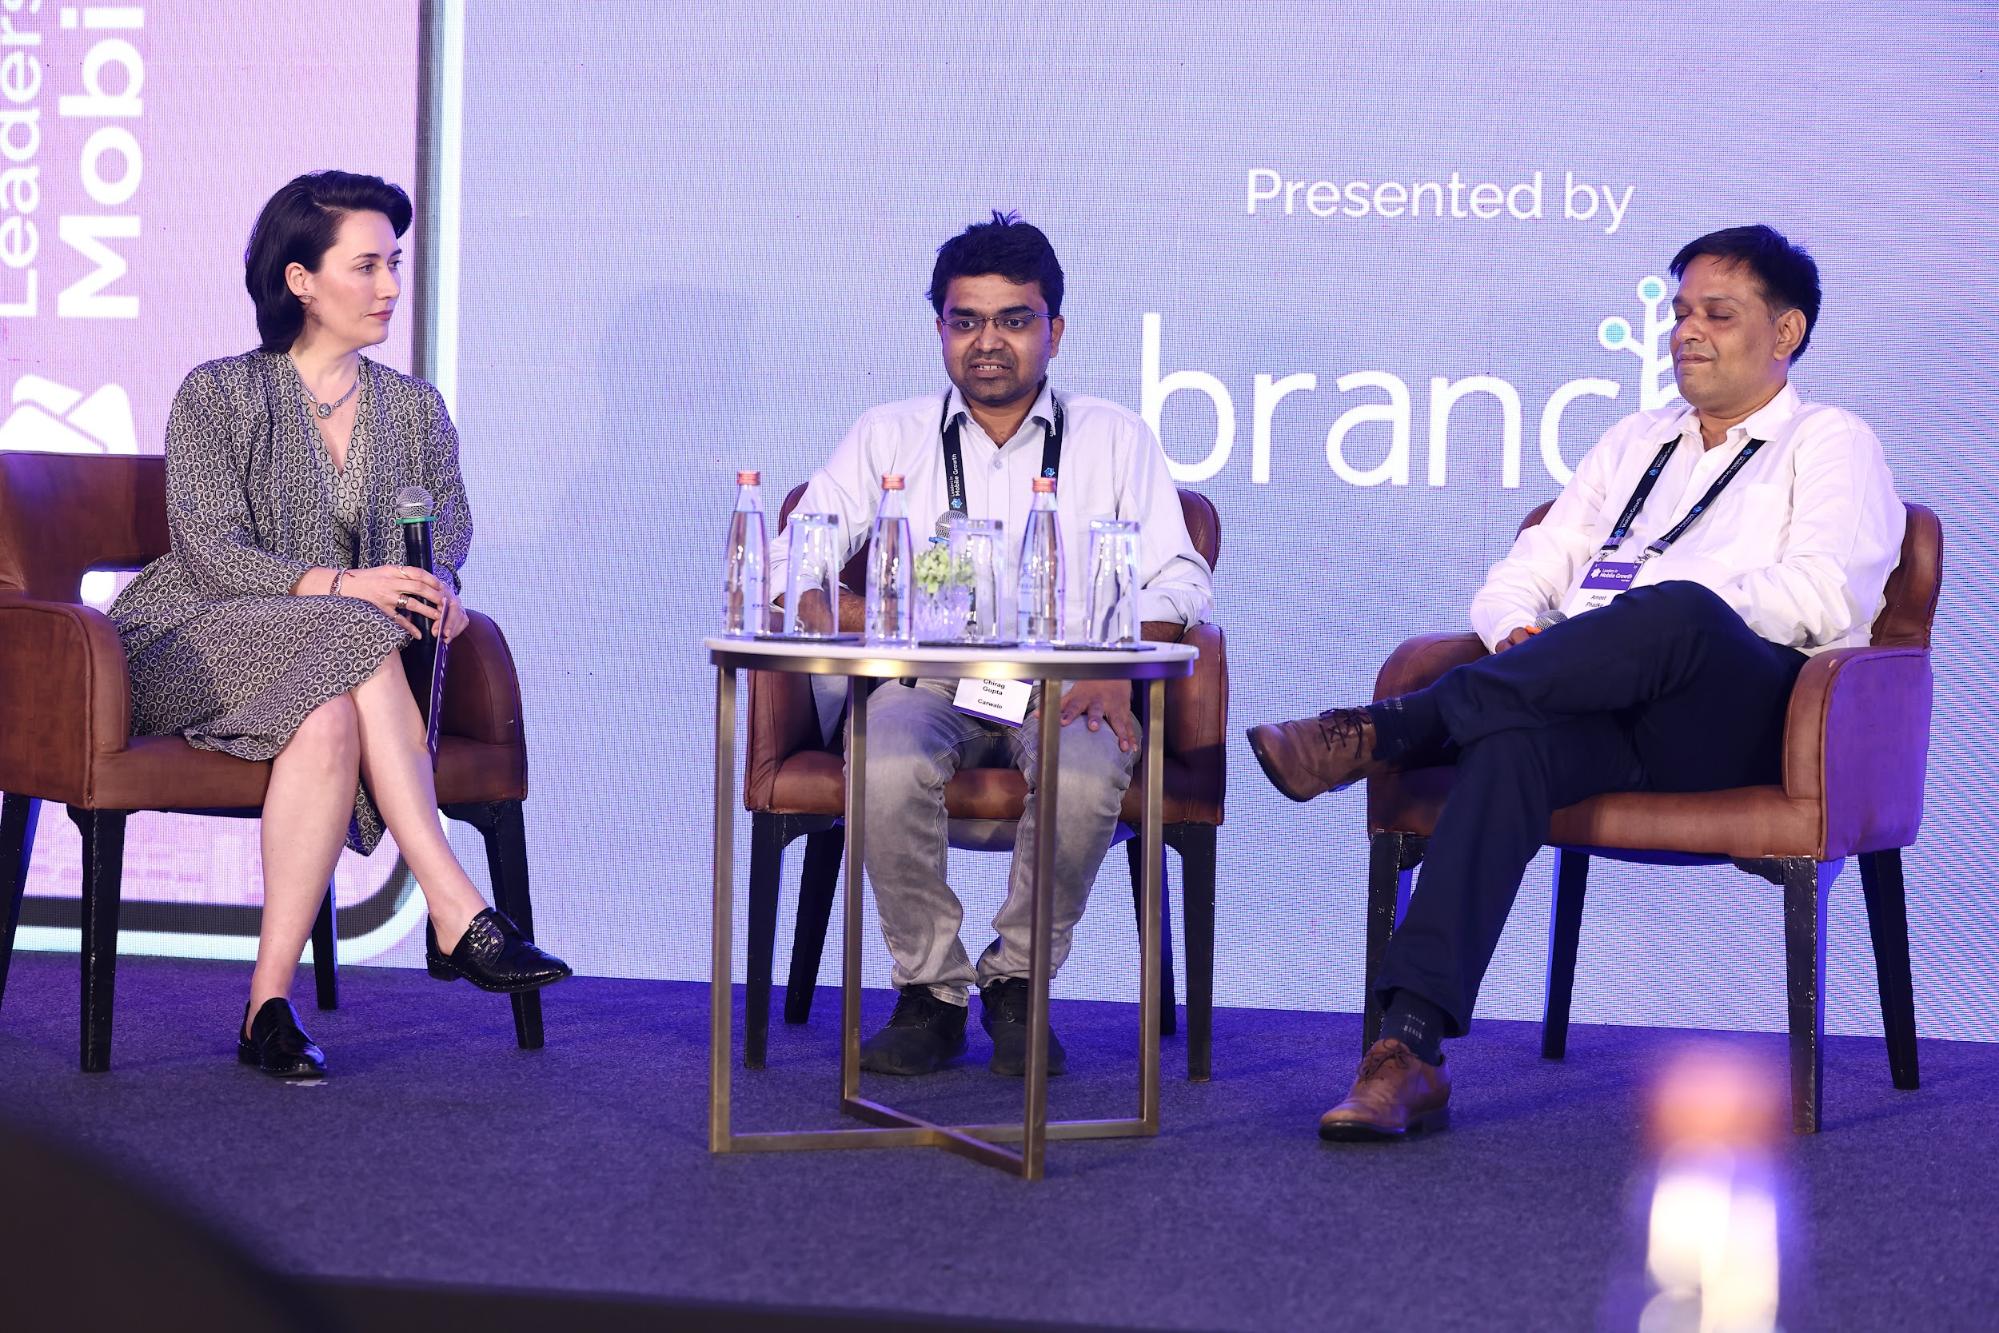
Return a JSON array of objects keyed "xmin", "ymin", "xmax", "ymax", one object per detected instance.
[
  {"xmin": 1363, "ymin": 502, "xmax": 1941, "ymax": 1133},
  {"xmin": 2, "ymin": 1117, "xmax": 1063, "ymax": 1333},
  {"xmin": 0, "ymin": 452, "xmax": 549, "ymax": 1072},
  {"xmin": 0, "ymin": 1118, "xmax": 328, "ymax": 1331}
]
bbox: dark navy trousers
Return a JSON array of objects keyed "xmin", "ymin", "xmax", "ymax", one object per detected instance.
[{"xmin": 1375, "ymin": 581, "xmax": 1809, "ymax": 1036}]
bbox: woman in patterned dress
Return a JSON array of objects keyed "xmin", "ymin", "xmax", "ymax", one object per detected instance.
[{"xmin": 109, "ymin": 171, "xmax": 570, "ymax": 1079}]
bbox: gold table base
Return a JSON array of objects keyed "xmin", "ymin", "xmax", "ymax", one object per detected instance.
[{"xmin": 707, "ymin": 643, "xmax": 1185, "ymax": 1180}]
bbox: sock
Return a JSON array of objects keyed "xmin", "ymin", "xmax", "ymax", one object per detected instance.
[
  {"xmin": 1366, "ymin": 689, "xmax": 1447, "ymax": 764},
  {"xmin": 1379, "ymin": 989, "xmax": 1448, "ymax": 1065}
]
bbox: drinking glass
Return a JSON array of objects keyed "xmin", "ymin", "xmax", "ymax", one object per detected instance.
[
  {"xmin": 1085, "ymin": 518, "xmax": 1141, "ymax": 646},
  {"xmin": 951, "ymin": 518, "xmax": 1006, "ymax": 643},
  {"xmin": 782, "ymin": 512, "xmax": 845, "ymax": 637}
]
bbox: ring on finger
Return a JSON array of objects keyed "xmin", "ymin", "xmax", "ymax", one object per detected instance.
[{"xmin": 395, "ymin": 593, "xmax": 408, "ymax": 611}]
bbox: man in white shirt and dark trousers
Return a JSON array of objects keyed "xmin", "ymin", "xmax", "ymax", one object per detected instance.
[
  {"xmin": 768, "ymin": 213, "xmax": 1212, "ymax": 1077},
  {"xmin": 1247, "ymin": 225, "xmax": 1903, "ymax": 1140}
]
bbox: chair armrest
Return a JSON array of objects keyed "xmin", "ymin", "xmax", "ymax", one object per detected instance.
[
  {"xmin": 1372, "ymin": 630, "xmax": 1486, "ymax": 700},
  {"xmin": 746, "ymin": 667, "xmax": 824, "ymax": 812},
  {"xmin": 1160, "ymin": 622, "xmax": 1227, "ymax": 755},
  {"xmin": 1157, "ymin": 622, "xmax": 1227, "ymax": 816},
  {"xmin": 1782, "ymin": 645, "xmax": 1931, "ymax": 856},
  {"xmin": 1363, "ymin": 631, "xmax": 1483, "ymax": 834},
  {"xmin": 741, "ymin": 590, "xmax": 893, "ymax": 810},
  {"xmin": 0, "ymin": 596, "xmax": 132, "ymax": 804},
  {"xmin": 439, "ymin": 609, "xmax": 522, "ymax": 747}
]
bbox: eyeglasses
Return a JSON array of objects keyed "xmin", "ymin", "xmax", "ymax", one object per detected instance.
[{"xmin": 940, "ymin": 312, "xmax": 1053, "ymax": 336}]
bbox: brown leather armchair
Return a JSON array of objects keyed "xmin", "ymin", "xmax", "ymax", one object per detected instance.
[
  {"xmin": 0, "ymin": 451, "xmax": 550, "ymax": 1071},
  {"xmin": 1362, "ymin": 501, "xmax": 1941, "ymax": 1132},
  {"xmin": 744, "ymin": 485, "xmax": 1228, "ymax": 1079}
]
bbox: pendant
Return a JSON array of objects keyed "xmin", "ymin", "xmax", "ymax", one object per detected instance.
[{"xmin": 316, "ymin": 402, "xmax": 333, "ymax": 419}]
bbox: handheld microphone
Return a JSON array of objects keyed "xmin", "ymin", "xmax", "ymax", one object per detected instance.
[
  {"xmin": 936, "ymin": 511, "xmax": 961, "ymax": 540},
  {"xmin": 1530, "ymin": 609, "xmax": 1567, "ymax": 631},
  {"xmin": 396, "ymin": 485, "xmax": 438, "ymax": 643},
  {"xmin": 393, "ymin": 485, "xmax": 446, "ymax": 762}
]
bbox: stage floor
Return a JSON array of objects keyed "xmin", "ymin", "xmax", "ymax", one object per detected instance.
[{"xmin": 2, "ymin": 952, "xmax": 1994, "ymax": 1331}]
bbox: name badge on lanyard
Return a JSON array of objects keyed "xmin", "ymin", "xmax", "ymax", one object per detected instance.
[
  {"xmin": 1559, "ymin": 559, "xmax": 1641, "ymax": 619},
  {"xmin": 1557, "ymin": 433, "xmax": 1765, "ymax": 622},
  {"xmin": 941, "ymin": 386, "xmax": 1061, "ymax": 727}
]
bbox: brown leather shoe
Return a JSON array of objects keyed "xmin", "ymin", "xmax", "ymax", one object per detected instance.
[
  {"xmin": 1246, "ymin": 706, "xmax": 1383, "ymax": 802},
  {"xmin": 1318, "ymin": 1038, "xmax": 1451, "ymax": 1141}
]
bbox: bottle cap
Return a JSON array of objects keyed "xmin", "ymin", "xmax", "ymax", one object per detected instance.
[
  {"xmin": 737, "ymin": 470, "xmax": 760, "ymax": 485},
  {"xmin": 1032, "ymin": 476, "xmax": 1056, "ymax": 494},
  {"xmin": 882, "ymin": 474, "xmax": 905, "ymax": 490}
]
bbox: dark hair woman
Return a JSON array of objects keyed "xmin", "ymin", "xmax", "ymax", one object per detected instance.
[{"xmin": 108, "ymin": 170, "xmax": 570, "ymax": 1079}]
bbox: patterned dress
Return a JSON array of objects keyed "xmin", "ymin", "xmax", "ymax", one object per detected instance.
[{"xmin": 109, "ymin": 350, "xmax": 472, "ymax": 853}]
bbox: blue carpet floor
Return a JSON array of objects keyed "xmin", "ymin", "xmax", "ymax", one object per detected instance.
[{"xmin": 1, "ymin": 952, "xmax": 1995, "ymax": 1331}]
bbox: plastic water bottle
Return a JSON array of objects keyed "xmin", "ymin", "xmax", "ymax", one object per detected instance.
[
  {"xmin": 864, "ymin": 473, "xmax": 913, "ymax": 644},
  {"xmin": 721, "ymin": 469, "xmax": 767, "ymax": 638},
  {"xmin": 1017, "ymin": 475, "xmax": 1063, "ymax": 645}
]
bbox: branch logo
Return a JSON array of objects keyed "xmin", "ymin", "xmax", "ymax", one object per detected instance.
[
  {"xmin": 1597, "ymin": 276, "xmax": 1682, "ymax": 412},
  {"xmin": 1144, "ymin": 272, "xmax": 1687, "ymax": 490},
  {"xmin": 0, "ymin": 374, "xmax": 139, "ymax": 455}
]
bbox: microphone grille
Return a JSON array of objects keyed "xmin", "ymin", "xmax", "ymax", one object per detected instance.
[{"xmin": 395, "ymin": 485, "xmax": 435, "ymax": 521}]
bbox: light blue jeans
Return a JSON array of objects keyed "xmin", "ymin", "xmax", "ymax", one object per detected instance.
[{"xmin": 862, "ymin": 679, "xmax": 1137, "ymax": 1006}]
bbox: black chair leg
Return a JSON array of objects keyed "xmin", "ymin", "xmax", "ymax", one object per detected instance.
[
  {"xmin": 445, "ymin": 800, "xmax": 545, "ymax": 1051},
  {"xmin": 783, "ymin": 823, "xmax": 843, "ymax": 1025},
  {"xmin": 1176, "ymin": 824, "xmax": 1216, "ymax": 1082},
  {"xmin": 1541, "ymin": 849, "xmax": 1591, "ymax": 1060},
  {"xmin": 1125, "ymin": 835, "xmax": 1178, "ymax": 1039},
  {"xmin": 66, "ymin": 807, "xmax": 128, "ymax": 1073},
  {"xmin": 1363, "ymin": 831, "xmax": 1423, "ymax": 1054},
  {"xmin": 486, "ymin": 802, "xmax": 544, "ymax": 1051},
  {"xmin": 310, "ymin": 882, "xmax": 339, "ymax": 1011},
  {"xmin": 1859, "ymin": 849, "xmax": 1919, "ymax": 1091},
  {"xmin": 1780, "ymin": 856, "xmax": 1838, "ymax": 1134},
  {"xmin": 0, "ymin": 793, "xmax": 41, "ymax": 1011},
  {"xmin": 745, "ymin": 813, "xmax": 788, "ymax": 1068}
]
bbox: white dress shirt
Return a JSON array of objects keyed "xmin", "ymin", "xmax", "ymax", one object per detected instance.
[
  {"xmin": 1470, "ymin": 383, "xmax": 1904, "ymax": 655},
  {"xmin": 769, "ymin": 382, "xmax": 1213, "ymax": 636}
]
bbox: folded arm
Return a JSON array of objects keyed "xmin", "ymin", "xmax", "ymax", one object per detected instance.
[
  {"xmin": 764, "ymin": 410, "xmax": 886, "ymax": 620},
  {"xmin": 1693, "ymin": 414, "xmax": 1902, "ymax": 650},
  {"xmin": 1467, "ymin": 432, "xmax": 1615, "ymax": 649},
  {"xmin": 1122, "ymin": 414, "xmax": 1212, "ymax": 628},
  {"xmin": 422, "ymin": 381, "xmax": 473, "ymax": 594},
  {"xmin": 165, "ymin": 364, "xmax": 314, "ymax": 598}
]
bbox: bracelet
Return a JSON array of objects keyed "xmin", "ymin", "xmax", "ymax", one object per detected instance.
[{"xmin": 328, "ymin": 569, "xmax": 345, "ymax": 598}]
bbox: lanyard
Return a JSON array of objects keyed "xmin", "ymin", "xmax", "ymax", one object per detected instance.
[
  {"xmin": 939, "ymin": 387, "xmax": 1064, "ymax": 515},
  {"xmin": 1600, "ymin": 433, "xmax": 1766, "ymax": 562}
]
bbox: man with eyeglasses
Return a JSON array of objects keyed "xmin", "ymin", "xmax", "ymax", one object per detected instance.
[
  {"xmin": 1246, "ymin": 225, "xmax": 1904, "ymax": 1141},
  {"xmin": 767, "ymin": 211, "xmax": 1212, "ymax": 1077}
]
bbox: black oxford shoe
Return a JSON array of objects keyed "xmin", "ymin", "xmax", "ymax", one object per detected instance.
[
  {"xmin": 237, "ymin": 997, "xmax": 327, "ymax": 1080},
  {"xmin": 425, "ymin": 908, "xmax": 573, "ymax": 993}
]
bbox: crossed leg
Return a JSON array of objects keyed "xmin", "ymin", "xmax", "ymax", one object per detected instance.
[{"xmin": 246, "ymin": 652, "xmax": 490, "ymax": 1026}]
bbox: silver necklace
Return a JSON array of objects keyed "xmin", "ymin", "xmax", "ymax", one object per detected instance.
[{"xmin": 293, "ymin": 359, "xmax": 361, "ymax": 419}]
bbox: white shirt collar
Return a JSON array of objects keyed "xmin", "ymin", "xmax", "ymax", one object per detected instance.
[
  {"xmin": 1674, "ymin": 381, "xmax": 1803, "ymax": 449},
  {"xmin": 944, "ymin": 381, "xmax": 1058, "ymax": 444}
]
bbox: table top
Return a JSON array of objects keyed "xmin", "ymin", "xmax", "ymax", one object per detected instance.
[{"xmin": 703, "ymin": 635, "xmax": 1199, "ymax": 682}]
